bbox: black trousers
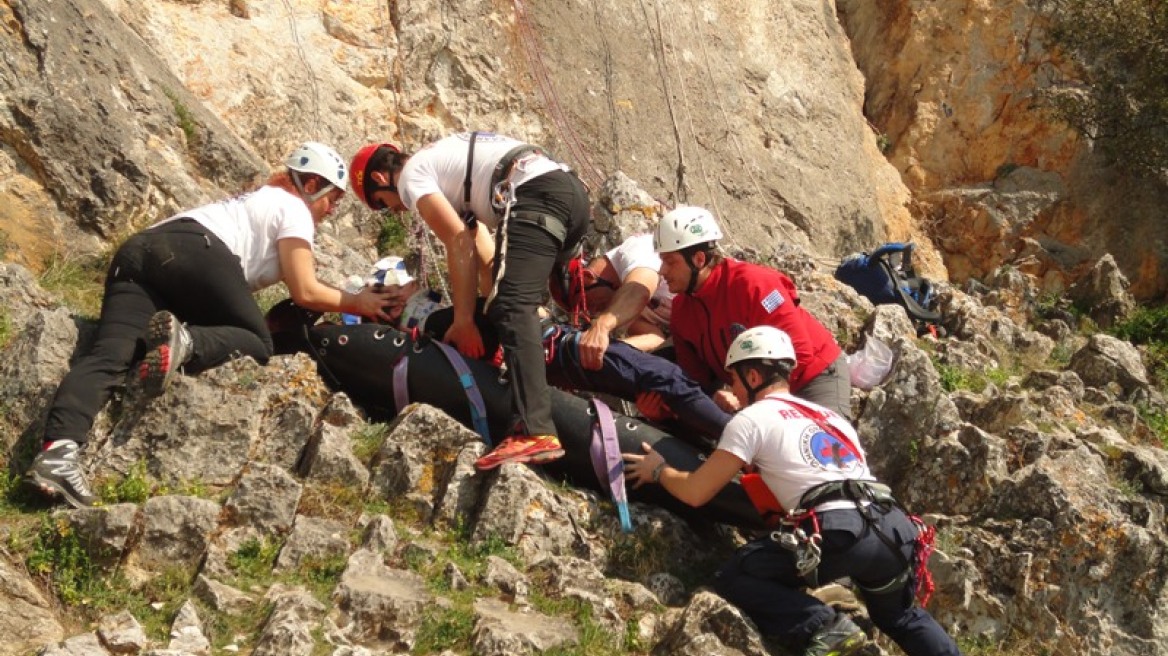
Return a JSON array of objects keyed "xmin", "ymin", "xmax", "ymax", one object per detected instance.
[
  {"xmin": 487, "ymin": 170, "xmax": 590, "ymax": 436},
  {"xmin": 43, "ymin": 219, "xmax": 273, "ymax": 445}
]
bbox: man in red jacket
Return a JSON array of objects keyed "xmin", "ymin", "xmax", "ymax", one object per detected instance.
[{"xmin": 655, "ymin": 206, "xmax": 851, "ymax": 418}]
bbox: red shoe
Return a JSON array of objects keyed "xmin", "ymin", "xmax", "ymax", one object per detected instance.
[{"xmin": 474, "ymin": 435, "xmax": 565, "ymax": 470}]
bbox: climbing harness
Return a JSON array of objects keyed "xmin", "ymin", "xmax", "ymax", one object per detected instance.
[{"xmin": 747, "ymin": 396, "xmax": 937, "ymax": 604}]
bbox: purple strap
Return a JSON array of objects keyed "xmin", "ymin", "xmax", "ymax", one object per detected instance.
[
  {"xmin": 431, "ymin": 340, "xmax": 493, "ymax": 447},
  {"xmin": 393, "ymin": 356, "xmax": 410, "ymax": 414},
  {"xmin": 589, "ymin": 398, "xmax": 633, "ymax": 532}
]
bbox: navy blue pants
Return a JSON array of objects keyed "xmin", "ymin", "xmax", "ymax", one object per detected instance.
[
  {"xmin": 714, "ymin": 506, "xmax": 962, "ymax": 656},
  {"xmin": 43, "ymin": 219, "xmax": 272, "ymax": 445},
  {"xmin": 547, "ymin": 329, "xmax": 730, "ymax": 446}
]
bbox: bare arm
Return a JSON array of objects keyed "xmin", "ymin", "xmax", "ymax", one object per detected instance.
[
  {"xmin": 415, "ymin": 193, "xmax": 485, "ymax": 357},
  {"xmin": 279, "ymin": 238, "xmax": 393, "ymax": 320},
  {"xmin": 621, "ymin": 443, "xmax": 745, "ymax": 507},
  {"xmin": 578, "ymin": 266, "xmax": 658, "ymax": 369}
]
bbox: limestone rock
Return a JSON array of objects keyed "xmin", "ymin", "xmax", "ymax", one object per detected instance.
[{"xmin": 0, "ymin": 554, "xmax": 65, "ymax": 654}]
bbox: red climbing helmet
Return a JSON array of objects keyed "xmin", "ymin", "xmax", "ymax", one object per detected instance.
[{"xmin": 350, "ymin": 142, "xmax": 402, "ymax": 210}]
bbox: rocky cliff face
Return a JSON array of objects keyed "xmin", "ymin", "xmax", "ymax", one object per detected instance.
[
  {"xmin": 2, "ymin": 1, "xmax": 1168, "ymax": 655},
  {"xmin": 839, "ymin": 0, "xmax": 1168, "ymax": 299}
]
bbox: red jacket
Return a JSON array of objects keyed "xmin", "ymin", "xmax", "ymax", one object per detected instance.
[{"xmin": 670, "ymin": 258, "xmax": 841, "ymax": 393}]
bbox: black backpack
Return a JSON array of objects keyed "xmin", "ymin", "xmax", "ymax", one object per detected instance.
[{"xmin": 834, "ymin": 243, "xmax": 942, "ymax": 335}]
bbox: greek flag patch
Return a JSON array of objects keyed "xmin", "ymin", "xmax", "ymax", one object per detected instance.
[{"xmin": 761, "ymin": 289, "xmax": 785, "ymax": 313}]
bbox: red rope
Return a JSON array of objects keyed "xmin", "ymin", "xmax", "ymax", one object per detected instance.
[
  {"xmin": 911, "ymin": 516, "xmax": 937, "ymax": 607},
  {"xmin": 512, "ymin": 0, "xmax": 605, "ymax": 189}
]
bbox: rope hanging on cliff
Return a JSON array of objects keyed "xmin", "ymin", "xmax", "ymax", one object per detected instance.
[
  {"xmin": 635, "ymin": 0, "xmax": 688, "ymax": 203},
  {"xmin": 512, "ymin": 0, "xmax": 605, "ymax": 190},
  {"xmin": 592, "ymin": 0, "xmax": 622, "ymax": 173},
  {"xmin": 377, "ymin": 0, "xmax": 406, "ymax": 140},
  {"xmin": 280, "ymin": 0, "xmax": 321, "ymax": 135},
  {"xmin": 685, "ymin": 0, "xmax": 797, "ymax": 249}
]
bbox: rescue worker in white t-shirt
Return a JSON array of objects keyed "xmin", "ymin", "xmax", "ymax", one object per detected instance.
[
  {"xmin": 622, "ymin": 326, "xmax": 962, "ymax": 656},
  {"xmin": 552, "ymin": 233, "xmax": 673, "ymax": 363},
  {"xmin": 28, "ymin": 142, "xmax": 396, "ymax": 509},
  {"xmin": 349, "ymin": 133, "xmax": 591, "ymax": 471}
]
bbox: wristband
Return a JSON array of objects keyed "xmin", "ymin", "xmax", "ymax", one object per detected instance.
[{"xmin": 651, "ymin": 461, "xmax": 666, "ymax": 484}]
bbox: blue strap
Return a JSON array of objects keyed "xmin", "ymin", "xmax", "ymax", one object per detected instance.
[
  {"xmin": 589, "ymin": 398, "xmax": 633, "ymax": 533},
  {"xmin": 393, "ymin": 356, "xmax": 410, "ymax": 414},
  {"xmin": 431, "ymin": 340, "xmax": 493, "ymax": 447}
]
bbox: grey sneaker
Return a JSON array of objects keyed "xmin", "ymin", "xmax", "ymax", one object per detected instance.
[
  {"xmin": 27, "ymin": 440, "xmax": 97, "ymax": 508},
  {"xmin": 804, "ymin": 612, "xmax": 870, "ymax": 656},
  {"xmin": 139, "ymin": 311, "xmax": 194, "ymax": 397}
]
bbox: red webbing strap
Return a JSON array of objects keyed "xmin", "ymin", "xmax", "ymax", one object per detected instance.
[{"xmin": 772, "ymin": 395, "xmax": 866, "ymax": 466}]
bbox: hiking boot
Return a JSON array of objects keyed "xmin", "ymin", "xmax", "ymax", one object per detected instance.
[
  {"xmin": 139, "ymin": 311, "xmax": 193, "ymax": 397},
  {"xmin": 804, "ymin": 612, "xmax": 870, "ymax": 656},
  {"xmin": 474, "ymin": 435, "xmax": 565, "ymax": 470},
  {"xmin": 26, "ymin": 440, "xmax": 97, "ymax": 508}
]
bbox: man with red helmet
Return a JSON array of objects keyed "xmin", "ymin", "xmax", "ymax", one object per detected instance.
[{"xmin": 349, "ymin": 133, "xmax": 590, "ymax": 470}]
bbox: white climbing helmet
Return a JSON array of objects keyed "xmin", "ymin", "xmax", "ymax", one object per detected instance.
[
  {"xmin": 399, "ymin": 289, "xmax": 447, "ymax": 330},
  {"xmin": 654, "ymin": 205, "xmax": 724, "ymax": 253},
  {"xmin": 724, "ymin": 325, "xmax": 796, "ymax": 370},
  {"xmin": 368, "ymin": 256, "xmax": 415, "ymax": 287},
  {"xmin": 285, "ymin": 141, "xmax": 349, "ymax": 191}
]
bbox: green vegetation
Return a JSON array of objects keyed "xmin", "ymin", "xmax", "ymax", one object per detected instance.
[
  {"xmin": 351, "ymin": 423, "xmax": 390, "ymax": 464},
  {"xmin": 254, "ymin": 283, "xmax": 290, "ymax": 315},
  {"xmin": 957, "ymin": 632, "xmax": 1059, "ymax": 656},
  {"xmin": 414, "ymin": 604, "xmax": 476, "ymax": 653},
  {"xmin": 1137, "ymin": 404, "xmax": 1168, "ymax": 448},
  {"xmin": 97, "ymin": 460, "xmax": 151, "ymax": 504},
  {"xmin": 226, "ymin": 536, "xmax": 282, "ymax": 589},
  {"xmin": 0, "ymin": 307, "xmax": 12, "ymax": 350},
  {"xmin": 25, "ymin": 516, "xmax": 97, "ymax": 605},
  {"xmin": 163, "ymin": 88, "xmax": 200, "ymax": 149},
  {"xmin": 1041, "ymin": 0, "xmax": 1168, "ymax": 175},
  {"xmin": 377, "ymin": 213, "xmax": 411, "ymax": 256},
  {"xmin": 1111, "ymin": 304, "xmax": 1168, "ymax": 393},
  {"xmin": 38, "ymin": 251, "xmax": 107, "ymax": 320}
]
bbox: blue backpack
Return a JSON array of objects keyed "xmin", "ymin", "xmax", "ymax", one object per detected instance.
[{"xmin": 835, "ymin": 243, "xmax": 941, "ymax": 333}]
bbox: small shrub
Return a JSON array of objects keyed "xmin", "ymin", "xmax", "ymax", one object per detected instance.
[
  {"xmin": 414, "ymin": 605, "xmax": 475, "ymax": 654},
  {"xmin": 26, "ymin": 516, "xmax": 99, "ymax": 605},
  {"xmin": 377, "ymin": 214, "xmax": 411, "ymax": 256},
  {"xmin": 1112, "ymin": 305, "xmax": 1168, "ymax": 391},
  {"xmin": 351, "ymin": 423, "xmax": 390, "ymax": 464},
  {"xmin": 936, "ymin": 363, "xmax": 983, "ymax": 393},
  {"xmin": 1137, "ymin": 405, "xmax": 1168, "ymax": 448},
  {"xmin": 39, "ymin": 252, "xmax": 107, "ymax": 319},
  {"xmin": 163, "ymin": 88, "xmax": 200, "ymax": 148},
  {"xmin": 226, "ymin": 537, "xmax": 281, "ymax": 588},
  {"xmin": 98, "ymin": 460, "xmax": 151, "ymax": 504}
]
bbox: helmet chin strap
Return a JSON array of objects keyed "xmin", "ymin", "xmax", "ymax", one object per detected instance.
[
  {"xmin": 291, "ymin": 171, "xmax": 335, "ymax": 203},
  {"xmin": 733, "ymin": 363, "xmax": 766, "ymax": 405},
  {"xmin": 684, "ymin": 253, "xmax": 703, "ymax": 294}
]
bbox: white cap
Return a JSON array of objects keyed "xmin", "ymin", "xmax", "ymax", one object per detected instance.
[{"xmin": 369, "ymin": 256, "xmax": 415, "ymax": 287}]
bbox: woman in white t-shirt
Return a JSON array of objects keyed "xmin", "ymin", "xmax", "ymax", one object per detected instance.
[{"xmin": 28, "ymin": 142, "xmax": 394, "ymax": 509}]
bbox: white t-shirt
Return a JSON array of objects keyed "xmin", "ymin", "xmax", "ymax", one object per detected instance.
[
  {"xmin": 154, "ymin": 185, "xmax": 314, "ymax": 291},
  {"xmin": 397, "ymin": 132, "xmax": 566, "ymax": 231},
  {"xmin": 605, "ymin": 234, "xmax": 673, "ymax": 328},
  {"xmin": 717, "ymin": 393, "xmax": 874, "ymax": 513}
]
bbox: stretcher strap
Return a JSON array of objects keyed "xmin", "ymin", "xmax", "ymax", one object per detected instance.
[
  {"xmin": 588, "ymin": 398, "xmax": 633, "ymax": 533},
  {"xmin": 431, "ymin": 339, "xmax": 493, "ymax": 446},
  {"xmin": 393, "ymin": 356, "xmax": 410, "ymax": 414}
]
